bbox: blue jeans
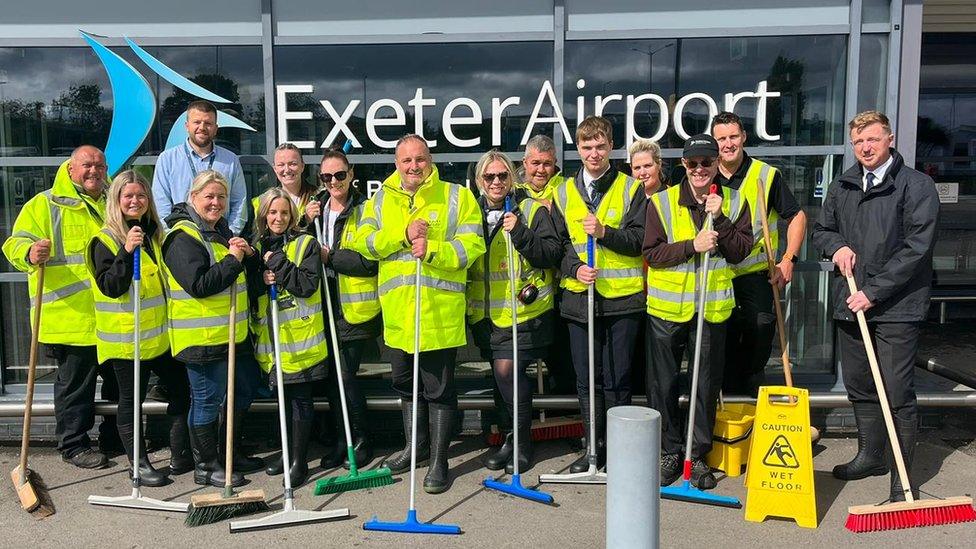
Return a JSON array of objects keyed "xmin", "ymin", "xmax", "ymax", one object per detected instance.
[{"xmin": 185, "ymin": 354, "xmax": 262, "ymax": 427}]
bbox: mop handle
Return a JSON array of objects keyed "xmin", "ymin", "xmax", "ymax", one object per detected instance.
[
  {"xmin": 586, "ymin": 234, "xmax": 597, "ymax": 462},
  {"xmin": 19, "ymin": 265, "xmax": 45, "ymax": 485},
  {"xmin": 320, "ymin": 239, "xmax": 356, "ymax": 461},
  {"xmin": 756, "ymin": 178, "xmax": 793, "ymax": 388},
  {"xmin": 505, "ymin": 196, "xmax": 522, "ymax": 475},
  {"xmin": 846, "ymin": 275, "xmax": 914, "ymax": 503},
  {"xmin": 409, "ymin": 258, "xmax": 422, "ymax": 512},
  {"xmin": 132, "ymin": 246, "xmax": 142, "ymax": 487},
  {"xmin": 224, "ymin": 282, "xmax": 238, "ymax": 497},
  {"xmin": 269, "ymin": 284, "xmax": 295, "ymax": 501}
]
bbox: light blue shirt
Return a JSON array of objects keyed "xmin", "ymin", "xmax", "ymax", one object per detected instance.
[{"xmin": 152, "ymin": 139, "xmax": 248, "ymax": 234}]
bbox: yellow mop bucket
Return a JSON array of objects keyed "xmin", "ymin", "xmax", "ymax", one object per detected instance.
[{"xmin": 705, "ymin": 403, "xmax": 756, "ymax": 477}]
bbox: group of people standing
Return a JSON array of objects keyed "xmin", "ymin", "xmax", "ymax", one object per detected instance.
[{"xmin": 6, "ymin": 99, "xmax": 938, "ymax": 503}]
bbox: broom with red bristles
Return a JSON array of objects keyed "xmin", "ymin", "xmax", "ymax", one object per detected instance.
[
  {"xmin": 487, "ymin": 360, "xmax": 584, "ymax": 446},
  {"xmin": 844, "ymin": 275, "xmax": 975, "ymax": 533}
]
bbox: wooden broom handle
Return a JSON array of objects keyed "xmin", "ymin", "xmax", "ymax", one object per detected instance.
[
  {"xmin": 224, "ymin": 282, "xmax": 238, "ymax": 491},
  {"xmin": 845, "ymin": 275, "xmax": 914, "ymax": 503},
  {"xmin": 756, "ymin": 179, "xmax": 793, "ymax": 388},
  {"xmin": 18, "ymin": 265, "xmax": 44, "ymax": 483}
]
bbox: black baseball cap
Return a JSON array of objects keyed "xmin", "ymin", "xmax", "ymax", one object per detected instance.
[{"xmin": 683, "ymin": 134, "xmax": 719, "ymax": 159}]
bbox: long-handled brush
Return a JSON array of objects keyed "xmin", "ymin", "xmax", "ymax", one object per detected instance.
[
  {"xmin": 230, "ymin": 284, "xmax": 349, "ymax": 531},
  {"xmin": 10, "ymin": 264, "xmax": 54, "ymax": 518},
  {"xmin": 755, "ymin": 179, "xmax": 820, "ymax": 443},
  {"xmin": 844, "ymin": 275, "xmax": 975, "ymax": 533},
  {"xmin": 363, "ymin": 259, "xmax": 462, "ymax": 535},
  {"xmin": 540, "ymin": 235, "xmax": 607, "ymax": 485},
  {"xmin": 486, "ymin": 361, "xmax": 584, "ymax": 446},
  {"xmin": 313, "ymin": 217, "xmax": 393, "ymax": 495},
  {"xmin": 483, "ymin": 197, "xmax": 554, "ymax": 504},
  {"xmin": 186, "ymin": 283, "xmax": 268, "ymax": 527},
  {"xmin": 89, "ymin": 248, "xmax": 189, "ymax": 513},
  {"xmin": 660, "ymin": 184, "xmax": 741, "ymax": 509}
]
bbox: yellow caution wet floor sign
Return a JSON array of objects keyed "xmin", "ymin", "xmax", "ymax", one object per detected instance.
[{"xmin": 744, "ymin": 385, "xmax": 817, "ymax": 528}]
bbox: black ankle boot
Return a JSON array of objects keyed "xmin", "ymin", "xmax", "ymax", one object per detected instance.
[
  {"xmin": 889, "ymin": 416, "xmax": 919, "ymax": 502},
  {"xmin": 168, "ymin": 414, "xmax": 193, "ymax": 475},
  {"xmin": 424, "ymin": 404, "xmax": 453, "ymax": 494},
  {"xmin": 382, "ymin": 399, "xmax": 429, "ymax": 474},
  {"xmin": 483, "ymin": 432, "xmax": 513, "ymax": 471},
  {"xmin": 833, "ymin": 403, "xmax": 889, "ymax": 480},
  {"xmin": 191, "ymin": 422, "xmax": 245, "ymax": 488}
]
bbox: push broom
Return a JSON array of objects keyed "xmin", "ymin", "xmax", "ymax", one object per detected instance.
[
  {"xmin": 313, "ymin": 217, "xmax": 393, "ymax": 495},
  {"xmin": 363, "ymin": 259, "xmax": 462, "ymax": 535},
  {"xmin": 89, "ymin": 248, "xmax": 189, "ymax": 514},
  {"xmin": 844, "ymin": 275, "xmax": 975, "ymax": 533},
  {"xmin": 186, "ymin": 283, "xmax": 268, "ymax": 527},
  {"xmin": 539, "ymin": 235, "xmax": 607, "ymax": 485},
  {"xmin": 482, "ymin": 197, "xmax": 554, "ymax": 504},
  {"xmin": 230, "ymin": 284, "xmax": 349, "ymax": 532},
  {"xmin": 660, "ymin": 184, "xmax": 741, "ymax": 509},
  {"xmin": 10, "ymin": 264, "xmax": 54, "ymax": 518}
]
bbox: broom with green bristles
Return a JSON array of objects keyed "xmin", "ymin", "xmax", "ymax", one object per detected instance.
[
  {"xmin": 186, "ymin": 283, "xmax": 268, "ymax": 527},
  {"xmin": 313, "ymin": 217, "xmax": 393, "ymax": 495}
]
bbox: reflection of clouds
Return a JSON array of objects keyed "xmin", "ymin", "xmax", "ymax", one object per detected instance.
[{"xmin": 0, "ymin": 48, "xmax": 110, "ymax": 107}]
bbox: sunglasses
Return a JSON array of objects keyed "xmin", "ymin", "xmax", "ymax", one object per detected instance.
[
  {"xmin": 318, "ymin": 171, "xmax": 348, "ymax": 184},
  {"xmin": 482, "ymin": 172, "xmax": 510, "ymax": 183},
  {"xmin": 684, "ymin": 159, "xmax": 715, "ymax": 169}
]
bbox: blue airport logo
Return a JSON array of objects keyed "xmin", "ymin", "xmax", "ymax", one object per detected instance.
[{"xmin": 80, "ymin": 30, "xmax": 255, "ymax": 175}]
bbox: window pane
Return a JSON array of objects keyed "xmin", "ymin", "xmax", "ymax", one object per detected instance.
[
  {"xmin": 862, "ymin": 0, "xmax": 891, "ymax": 24},
  {"xmin": 857, "ymin": 34, "xmax": 888, "ymax": 113}
]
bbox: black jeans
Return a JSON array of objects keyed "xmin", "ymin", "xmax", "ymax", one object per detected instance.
[
  {"xmin": 837, "ymin": 320, "xmax": 919, "ymax": 425},
  {"xmin": 566, "ymin": 312, "xmax": 642, "ymax": 409},
  {"xmin": 646, "ymin": 315, "xmax": 726, "ymax": 458},
  {"xmin": 110, "ymin": 354, "xmax": 190, "ymax": 443},
  {"xmin": 724, "ymin": 272, "xmax": 776, "ymax": 396},
  {"xmin": 389, "ymin": 347, "xmax": 458, "ymax": 407},
  {"xmin": 50, "ymin": 345, "xmax": 119, "ymax": 457},
  {"xmin": 323, "ymin": 338, "xmax": 370, "ymax": 431}
]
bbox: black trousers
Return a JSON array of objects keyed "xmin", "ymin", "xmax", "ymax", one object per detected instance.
[
  {"xmin": 566, "ymin": 313, "xmax": 642, "ymax": 409},
  {"xmin": 543, "ymin": 314, "xmax": 577, "ymax": 395},
  {"xmin": 837, "ymin": 320, "xmax": 919, "ymax": 425},
  {"xmin": 323, "ymin": 338, "xmax": 370, "ymax": 431},
  {"xmin": 647, "ymin": 315, "xmax": 726, "ymax": 458},
  {"xmin": 389, "ymin": 347, "xmax": 458, "ymax": 407},
  {"xmin": 110, "ymin": 354, "xmax": 190, "ymax": 441},
  {"xmin": 50, "ymin": 345, "xmax": 119, "ymax": 457},
  {"xmin": 724, "ymin": 272, "xmax": 776, "ymax": 396}
]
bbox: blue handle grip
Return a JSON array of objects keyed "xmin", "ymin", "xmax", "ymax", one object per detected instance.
[
  {"xmin": 133, "ymin": 245, "xmax": 141, "ymax": 281},
  {"xmin": 269, "ymin": 284, "xmax": 278, "ymax": 300},
  {"xmin": 342, "ymin": 139, "xmax": 353, "ymax": 154},
  {"xmin": 586, "ymin": 235, "xmax": 595, "ymax": 268},
  {"xmin": 504, "ymin": 196, "xmax": 511, "ymax": 214}
]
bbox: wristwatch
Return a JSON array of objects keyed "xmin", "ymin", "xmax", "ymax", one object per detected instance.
[{"xmin": 782, "ymin": 252, "xmax": 798, "ymax": 264}]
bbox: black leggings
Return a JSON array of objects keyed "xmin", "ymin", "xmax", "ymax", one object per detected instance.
[
  {"xmin": 280, "ymin": 381, "xmax": 315, "ymax": 424},
  {"xmin": 110, "ymin": 354, "xmax": 189, "ymax": 438}
]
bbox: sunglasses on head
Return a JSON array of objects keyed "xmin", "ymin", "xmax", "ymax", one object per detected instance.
[
  {"xmin": 684, "ymin": 159, "xmax": 715, "ymax": 169},
  {"xmin": 318, "ymin": 171, "xmax": 348, "ymax": 184},
  {"xmin": 482, "ymin": 172, "xmax": 510, "ymax": 183}
]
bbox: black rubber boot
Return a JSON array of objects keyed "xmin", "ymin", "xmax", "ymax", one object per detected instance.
[
  {"xmin": 505, "ymin": 394, "xmax": 534, "ymax": 474},
  {"xmin": 341, "ymin": 370, "xmax": 374, "ymax": 470},
  {"xmin": 889, "ymin": 416, "xmax": 920, "ymax": 502},
  {"xmin": 423, "ymin": 404, "xmax": 453, "ymax": 494},
  {"xmin": 168, "ymin": 414, "xmax": 193, "ymax": 475},
  {"xmin": 118, "ymin": 422, "xmax": 168, "ymax": 487},
  {"xmin": 224, "ymin": 410, "xmax": 264, "ymax": 474},
  {"xmin": 832, "ymin": 403, "xmax": 889, "ymax": 480},
  {"xmin": 570, "ymin": 394, "xmax": 606, "ymax": 473},
  {"xmin": 191, "ymin": 422, "xmax": 245, "ymax": 488},
  {"xmin": 382, "ymin": 399, "xmax": 429, "ymax": 474},
  {"xmin": 286, "ymin": 416, "xmax": 312, "ymax": 487},
  {"xmin": 483, "ymin": 432, "xmax": 513, "ymax": 471}
]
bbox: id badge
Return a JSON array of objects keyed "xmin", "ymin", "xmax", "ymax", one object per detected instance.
[{"xmin": 277, "ymin": 294, "xmax": 297, "ymax": 311}]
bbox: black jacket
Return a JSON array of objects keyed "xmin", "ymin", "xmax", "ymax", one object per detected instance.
[
  {"xmin": 812, "ymin": 149, "xmax": 940, "ymax": 322},
  {"xmin": 553, "ymin": 165, "xmax": 648, "ymax": 322},
  {"xmin": 162, "ymin": 202, "xmax": 256, "ymax": 363},
  {"xmin": 89, "ymin": 218, "xmax": 162, "ymax": 298},
  {"xmin": 471, "ymin": 190, "xmax": 563, "ymax": 352},
  {"xmin": 314, "ymin": 188, "xmax": 382, "ymax": 341}
]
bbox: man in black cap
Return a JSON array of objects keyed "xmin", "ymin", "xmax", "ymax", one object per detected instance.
[{"xmin": 642, "ymin": 134, "xmax": 753, "ymax": 489}]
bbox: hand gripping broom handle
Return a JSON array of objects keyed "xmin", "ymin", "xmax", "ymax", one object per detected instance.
[
  {"xmin": 224, "ymin": 281, "xmax": 239, "ymax": 497},
  {"xmin": 18, "ymin": 265, "xmax": 45, "ymax": 485},
  {"xmin": 755, "ymin": 179, "xmax": 793, "ymax": 388},
  {"xmin": 845, "ymin": 275, "xmax": 914, "ymax": 503}
]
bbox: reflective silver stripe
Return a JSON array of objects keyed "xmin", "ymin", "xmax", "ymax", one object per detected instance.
[
  {"xmin": 45, "ymin": 255, "xmax": 86, "ymax": 266},
  {"xmin": 728, "ymin": 189, "xmax": 742, "ymax": 222},
  {"xmin": 371, "ymin": 188, "xmax": 385, "ymax": 222},
  {"xmin": 656, "ymin": 191, "xmax": 674, "ymax": 243},
  {"xmin": 573, "ymin": 242, "xmax": 588, "ymax": 255},
  {"xmin": 13, "ymin": 230, "xmax": 41, "ymax": 241},
  {"xmin": 646, "ymin": 286, "xmax": 732, "ymax": 302},
  {"xmin": 41, "ymin": 279, "xmax": 91, "ymax": 303},
  {"xmin": 456, "ymin": 223, "xmax": 481, "ymax": 235},
  {"xmin": 488, "ymin": 272, "xmax": 509, "ymax": 281},
  {"xmin": 94, "ymin": 294, "xmax": 166, "ymax": 313},
  {"xmin": 49, "ymin": 202, "xmax": 67, "ymax": 264},
  {"xmin": 278, "ymin": 305, "xmax": 318, "ymax": 323},
  {"xmin": 620, "ymin": 175, "xmax": 638, "ymax": 216},
  {"xmin": 366, "ymin": 233, "xmax": 379, "ymax": 257},
  {"xmin": 732, "ymin": 252, "xmax": 769, "ymax": 270},
  {"xmin": 340, "ymin": 291, "xmax": 378, "ymax": 304},
  {"xmin": 600, "ymin": 267, "xmax": 643, "ymax": 279},
  {"xmin": 554, "ymin": 180, "xmax": 569, "ymax": 214},
  {"xmin": 378, "ymin": 274, "xmax": 465, "ymax": 294},
  {"xmin": 387, "ymin": 250, "xmax": 415, "ymax": 262},
  {"xmin": 257, "ymin": 331, "xmax": 327, "ymax": 356},
  {"xmin": 97, "ymin": 324, "xmax": 166, "ymax": 343},
  {"xmin": 450, "ymin": 240, "xmax": 468, "ymax": 267},
  {"xmin": 168, "ymin": 281, "xmax": 246, "ymax": 301},
  {"xmin": 170, "ymin": 308, "xmax": 248, "ymax": 329},
  {"xmin": 360, "ymin": 217, "xmax": 379, "ymax": 230},
  {"xmin": 446, "ymin": 183, "xmax": 460, "ymax": 238}
]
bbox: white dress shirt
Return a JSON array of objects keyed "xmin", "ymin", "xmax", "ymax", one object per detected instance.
[{"xmin": 862, "ymin": 154, "xmax": 894, "ymax": 192}]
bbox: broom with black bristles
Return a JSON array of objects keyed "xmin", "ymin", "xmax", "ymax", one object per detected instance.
[
  {"xmin": 186, "ymin": 283, "xmax": 268, "ymax": 527},
  {"xmin": 844, "ymin": 275, "xmax": 976, "ymax": 533}
]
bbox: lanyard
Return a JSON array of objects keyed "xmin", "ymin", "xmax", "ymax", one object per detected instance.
[{"xmin": 183, "ymin": 142, "xmax": 216, "ymax": 177}]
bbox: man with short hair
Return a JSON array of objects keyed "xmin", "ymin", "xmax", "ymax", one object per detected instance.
[
  {"xmin": 551, "ymin": 116, "xmax": 646, "ymax": 472},
  {"xmin": 711, "ymin": 111, "xmax": 807, "ymax": 396},
  {"xmin": 813, "ymin": 111, "xmax": 939, "ymax": 502},
  {"xmin": 3, "ymin": 145, "xmax": 120, "ymax": 469},
  {"xmin": 152, "ymin": 100, "xmax": 248, "ymax": 234},
  {"xmin": 520, "ymin": 134, "xmax": 563, "ymax": 208},
  {"xmin": 643, "ymin": 134, "xmax": 753, "ymax": 489}
]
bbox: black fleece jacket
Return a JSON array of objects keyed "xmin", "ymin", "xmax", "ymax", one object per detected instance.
[{"xmin": 89, "ymin": 218, "xmax": 162, "ymax": 298}]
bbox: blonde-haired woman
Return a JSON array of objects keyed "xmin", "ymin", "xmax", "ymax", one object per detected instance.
[
  {"xmin": 248, "ymin": 187, "xmax": 328, "ymax": 486},
  {"xmin": 629, "ymin": 138, "xmax": 667, "ymax": 198},
  {"xmin": 161, "ymin": 169, "xmax": 263, "ymax": 487},
  {"xmin": 87, "ymin": 170, "xmax": 189, "ymax": 486}
]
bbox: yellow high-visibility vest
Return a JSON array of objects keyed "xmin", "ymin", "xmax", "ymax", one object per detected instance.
[
  {"xmin": 730, "ymin": 159, "xmax": 780, "ymax": 276},
  {"xmin": 336, "ymin": 205, "xmax": 381, "ymax": 325}
]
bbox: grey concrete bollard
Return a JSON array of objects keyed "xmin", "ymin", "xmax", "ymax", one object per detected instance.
[{"xmin": 606, "ymin": 406, "xmax": 660, "ymax": 549}]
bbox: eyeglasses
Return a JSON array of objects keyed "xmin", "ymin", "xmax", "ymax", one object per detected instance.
[
  {"xmin": 318, "ymin": 171, "xmax": 348, "ymax": 184},
  {"xmin": 482, "ymin": 172, "xmax": 510, "ymax": 183},
  {"xmin": 684, "ymin": 159, "xmax": 714, "ymax": 169}
]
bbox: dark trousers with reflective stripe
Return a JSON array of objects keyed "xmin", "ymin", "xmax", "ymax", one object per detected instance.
[
  {"xmin": 110, "ymin": 354, "xmax": 190, "ymax": 443},
  {"xmin": 723, "ymin": 272, "xmax": 776, "ymax": 396},
  {"xmin": 566, "ymin": 313, "xmax": 642, "ymax": 409},
  {"xmin": 389, "ymin": 347, "xmax": 458, "ymax": 407},
  {"xmin": 49, "ymin": 344, "xmax": 120, "ymax": 457},
  {"xmin": 646, "ymin": 315, "xmax": 725, "ymax": 458},
  {"xmin": 837, "ymin": 320, "xmax": 919, "ymax": 425}
]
